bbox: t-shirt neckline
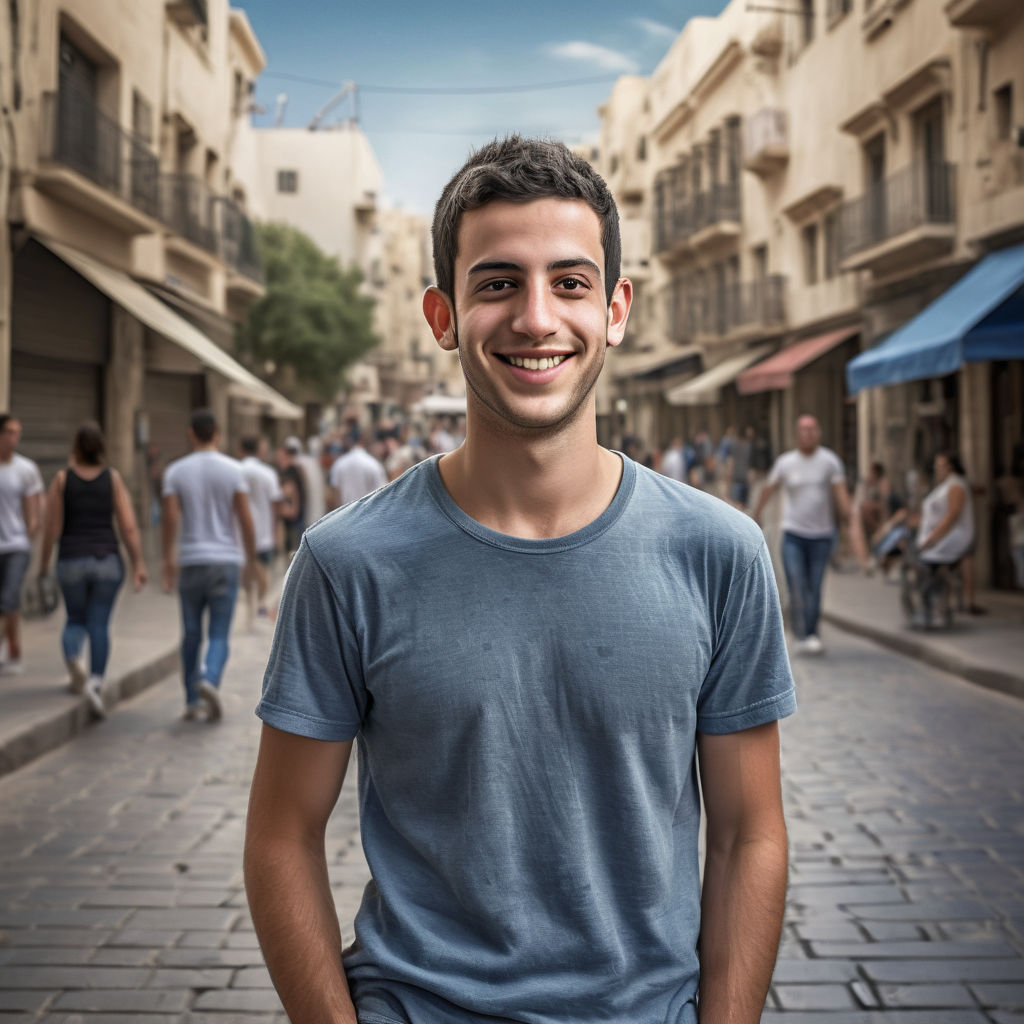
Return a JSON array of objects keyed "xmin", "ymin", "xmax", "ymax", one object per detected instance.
[{"xmin": 425, "ymin": 451, "xmax": 636, "ymax": 554}]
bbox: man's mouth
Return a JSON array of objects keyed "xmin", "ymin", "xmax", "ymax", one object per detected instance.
[{"xmin": 497, "ymin": 354, "xmax": 572, "ymax": 371}]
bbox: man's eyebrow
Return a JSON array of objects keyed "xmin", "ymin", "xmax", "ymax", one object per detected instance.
[{"xmin": 466, "ymin": 257, "xmax": 602, "ymax": 276}]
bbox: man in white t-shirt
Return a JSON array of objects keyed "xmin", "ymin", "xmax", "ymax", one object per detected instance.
[
  {"xmin": 0, "ymin": 415, "xmax": 44, "ymax": 675},
  {"xmin": 753, "ymin": 414, "xmax": 851, "ymax": 655},
  {"xmin": 162, "ymin": 409, "xmax": 256, "ymax": 721},
  {"xmin": 239, "ymin": 436, "xmax": 284, "ymax": 622},
  {"xmin": 327, "ymin": 428, "xmax": 387, "ymax": 510}
]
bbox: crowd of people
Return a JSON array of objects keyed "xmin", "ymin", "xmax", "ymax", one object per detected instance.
[{"xmin": 0, "ymin": 407, "xmax": 466, "ymax": 720}]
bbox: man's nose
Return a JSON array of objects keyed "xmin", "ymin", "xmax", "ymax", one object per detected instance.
[{"xmin": 510, "ymin": 283, "xmax": 559, "ymax": 339}]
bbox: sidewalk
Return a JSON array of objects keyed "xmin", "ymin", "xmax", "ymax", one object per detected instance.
[{"xmin": 821, "ymin": 564, "xmax": 1024, "ymax": 700}]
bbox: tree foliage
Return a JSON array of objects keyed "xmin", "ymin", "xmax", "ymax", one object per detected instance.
[{"xmin": 237, "ymin": 222, "xmax": 379, "ymax": 400}]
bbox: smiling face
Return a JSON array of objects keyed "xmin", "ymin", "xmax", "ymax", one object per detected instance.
[{"xmin": 425, "ymin": 197, "xmax": 630, "ymax": 439}]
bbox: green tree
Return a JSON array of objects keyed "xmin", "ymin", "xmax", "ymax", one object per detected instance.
[{"xmin": 237, "ymin": 222, "xmax": 379, "ymax": 400}]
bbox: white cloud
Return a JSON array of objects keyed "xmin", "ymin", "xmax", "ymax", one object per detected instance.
[
  {"xmin": 632, "ymin": 17, "xmax": 677, "ymax": 40},
  {"xmin": 546, "ymin": 41, "xmax": 638, "ymax": 73}
]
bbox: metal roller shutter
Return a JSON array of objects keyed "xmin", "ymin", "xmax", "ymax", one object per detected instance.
[
  {"xmin": 10, "ymin": 353, "xmax": 102, "ymax": 485},
  {"xmin": 142, "ymin": 371, "xmax": 205, "ymax": 483}
]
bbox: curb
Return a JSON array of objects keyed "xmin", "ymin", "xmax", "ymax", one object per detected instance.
[
  {"xmin": 822, "ymin": 609, "xmax": 1024, "ymax": 702},
  {"xmin": 0, "ymin": 646, "xmax": 179, "ymax": 779}
]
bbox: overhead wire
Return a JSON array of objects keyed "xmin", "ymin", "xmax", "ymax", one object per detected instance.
[{"xmin": 260, "ymin": 71, "xmax": 621, "ymax": 95}]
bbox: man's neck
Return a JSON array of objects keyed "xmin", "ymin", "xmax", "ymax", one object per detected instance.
[
  {"xmin": 438, "ymin": 408, "xmax": 621, "ymax": 540},
  {"xmin": 193, "ymin": 442, "xmax": 219, "ymax": 454}
]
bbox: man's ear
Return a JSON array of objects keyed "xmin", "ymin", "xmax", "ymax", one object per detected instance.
[
  {"xmin": 605, "ymin": 277, "xmax": 633, "ymax": 348},
  {"xmin": 423, "ymin": 287, "xmax": 458, "ymax": 351}
]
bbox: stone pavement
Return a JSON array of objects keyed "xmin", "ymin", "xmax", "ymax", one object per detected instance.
[{"xmin": 0, "ymin": 616, "xmax": 368, "ymax": 1022}]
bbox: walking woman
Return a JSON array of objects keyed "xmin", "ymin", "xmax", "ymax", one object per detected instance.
[{"xmin": 38, "ymin": 422, "xmax": 147, "ymax": 717}]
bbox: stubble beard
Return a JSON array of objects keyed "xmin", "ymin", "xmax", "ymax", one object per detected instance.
[{"xmin": 456, "ymin": 330, "xmax": 608, "ymax": 440}]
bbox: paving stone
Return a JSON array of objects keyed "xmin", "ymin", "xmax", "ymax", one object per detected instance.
[
  {"xmin": 808, "ymin": 940, "xmax": 1016, "ymax": 959},
  {"xmin": 970, "ymin": 984, "xmax": 1024, "ymax": 1009},
  {"xmin": 760, "ymin": 1012, "xmax": 990, "ymax": 1022},
  {"xmin": 231, "ymin": 965, "xmax": 273, "ymax": 988},
  {"xmin": 0, "ymin": 966, "xmax": 150, "ymax": 989},
  {"xmin": 191, "ymin": 988, "xmax": 284, "ymax": 1012},
  {"xmin": 0, "ymin": 992, "xmax": 49, "ymax": 1012},
  {"xmin": 863, "ymin": 922, "xmax": 927, "ymax": 941},
  {"xmin": 878, "ymin": 983, "xmax": 978, "ymax": 1008},
  {"xmin": 127, "ymin": 909, "xmax": 239, "ymax": 931},
  {"xmin": 774, "ymin": 983, "xmax": 858, "ymax": 1010},
  {"xmin": 145, "ymin": 967, "xmax": 233, "ymax": 989},
  {"xmin": 51, "ymin": 988, "xmax": 189, "ymax": 1012}
]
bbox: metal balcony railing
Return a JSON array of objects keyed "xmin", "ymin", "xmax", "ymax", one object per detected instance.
[
  {"xmin": 219, "ymin": 197, "xmax": 263, "ymax": 283},
  {"xmin": 679, "ymin": 275, "xmax": 786, "ymax": 339},
  {"xmin": 160, "ymin": 174, "xmax": 218, "ymax": 254},
  {"xmin": 839, "ymin": 160, "xmax": 956, "ymax": 262},
  {"xmin": 654, "ymin": 174, "xmax": 741, "ymax": 253},
  {"xmin": 40, "ymin": 82, "xmax": 159, "ymax": 219},
  {"xmin": 745, "ymin": 109, "xmax": 787, "ymax": 160},
  {"xmin": 693, "ymin": 181, "xmax": 741, "ymax": 232}
]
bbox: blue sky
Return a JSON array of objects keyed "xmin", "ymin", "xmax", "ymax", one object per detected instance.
[{"xmin": 237, "ymin": 0, "xmax": 729, "ymax": 216}]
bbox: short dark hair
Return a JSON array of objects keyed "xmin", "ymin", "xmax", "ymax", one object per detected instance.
[
  {"xmin": 431, "ymin": 135, "xmax": 621, "ymax": 305},
  {"xmin": 72, "ymin": 421, "xmax": 106, "ymax": 466},
  {"xmin": 938, "ymin": 451, "xmax": 965, "ymax": 476},
  {"xmin": 0, "ymin": 413, "xmax": 15, "ymax": 433},
  {"xmin": 240, "ymin": 436, "xmax": 260, "ymax": 456},
  {"xmin": 189, "ymin": 408, "xmax": 218, "ymax": 444}
]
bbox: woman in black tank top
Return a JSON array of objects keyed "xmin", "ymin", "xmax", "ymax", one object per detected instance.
[{"xmin": 38, "ymin": 422, "xmax": 147, "ymax": 718}]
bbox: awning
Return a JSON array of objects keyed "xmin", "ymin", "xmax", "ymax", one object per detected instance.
[
  {"xmin": 846, "ymin": 241, "xmax": 1024, "ymax": 394},
  {"xmin": 609, "ymin": 345, "xmax": 703, "ymax": 381},
  {"xmin": 737, "ymin": 326, "xmax": 860, "ymax": 394},
  {"xmin": 411, "ymin": 393, "xmax": 467, "ymax": 416},
  {"xmin": 40, "ymin": 238, "xmax": 302, "ymax": 420},
  {"xmin": 666, "ymin": 345, "xmax": 773, "ymax": 406}
]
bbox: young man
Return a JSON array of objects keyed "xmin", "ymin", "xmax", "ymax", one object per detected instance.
[
  {"xmin": 245, "ymin": 137, "xmax": 796, "ymax": 1024},
  {"xmin": 238, "ymin": 436, "xmax": 284, "ymax": 622},
  {"xmin": 0, "ymin": 415, "xmax": 44, "ymax": 675},
  {"xmin": 753, "ymin": 414, "xmax": 851, "ymax": 655},
  {"xmin": 162, "ymin": 409, "xmax": 255, "ymax": 721},
  {"xmin": 326, "ymin": 426, "xmax": 387, "ymax": 510}
]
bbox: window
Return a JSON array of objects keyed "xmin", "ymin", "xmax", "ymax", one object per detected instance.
[
  {"xmin": 823, "ymin": 210, "xmax": 839, "ymax": 280},
  {"xmin": 801, "ymin": 0, "xmax": 815, "ymax": 46},
  {"xmin": 995, "ymin": 83, "xmax": 1013, "ymax": 141},
  {"xmin": 752, "ymin": 244, "xmax": 768, "ymax": 283},
  {"xmin": 277, "ymin": 169, "xmax": 298, "ymax": 194},
  {"xmin": 132, "ymin": 89, "xmax": 152, "ymax": 144},
  {"xmin": 826, "ymin": 0, "xmax": 852, "ymax": 25},
  {"xmin": 802, "ymin": 223, "xmax": 819, "ymax": 285},
  {"xmin": 636, "ymin": 135, "xmax": 647, "ymax": 161}
]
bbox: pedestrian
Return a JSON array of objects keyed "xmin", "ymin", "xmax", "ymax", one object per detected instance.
[
  {"xmin": 161, "ymin": 409, "xmax": 255, "ymax": 722},
  {"xmin": 660, "ymin": 436, "xmax": 686, "ymax": 482},
  {"xmin": 0, "ymin": 414, "xmax": 43, "ymax": 676},
  {"xmin": 728, "ymin": 426, "xmax": 755, "ymax": 509},
  {"xmin": 753, "ymin": 414, "xmax": 852, "ymax": 655},
  {"xmin": 37, "ymin": 421, "xmax": 147, "ymax": 717},
  {"xmin": 915, "ymin": 451, "xmax": 975, "ymax": 626},
  {"xmin": 245, "ymin": 135, "xmax": 796, "ymax": 1024},
  {"xmin": 326, "ymin": 426, "xmax": 387, "ymax": 509},
  {"xmin": 276, "ymin": 438, "xmax": 306, "ymax": 557},
  {"xmin": 238, "ymin": 436, "xmax": 284, "ymax": 624}
]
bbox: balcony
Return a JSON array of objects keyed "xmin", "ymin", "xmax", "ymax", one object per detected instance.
[
  {"xmin": 160, "ymin": 174, "xmax": 218, "ymax": 259},
  {"xmin": 37, "ymin": 85, "xmax": 160, "ymax": 235},
  {"xmin": 839, "ymin": 161, "xmax": 957, "ymax": 276},
  {"xmin": 220, "ymin": 197, "xmax": 264, "ymax": 293},
  {"xmin": 672, "ymin": 275, "xmax": 786, "ymax": 343},
  {"xmin": 166, "ymin": 0, "xmax": 208, "ymax": 27},
  {"xmin": 945, "ymin": 0, "xmax": 1016, "ymax": 27},
  {"xmin": 690, "ymin": 182, "xmax": 741, "ymax": 251},
  {"xmin": 653, "ymin": 167, "xmax": 694, "ymax": 259},
  {"xmin": 744, "ymin": 110, "xmax": 789, "ymax": 177}
]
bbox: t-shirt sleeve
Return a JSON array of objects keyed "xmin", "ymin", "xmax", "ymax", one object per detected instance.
[
  {"xmin": 256, "ymin": 538, "xmax": 367, "ymax": 741},
  {"xmin": 829, "ymin": 451, "xmax": 846, "ymax": 485},
  {"xmin": 696, "ymin": 540, "xmax": 797, "ymax": 734},
  {"xmin": 23, "ymin": 461, "xmax": 44, "ymax": 497},
  {"xmin": 767, "ymin": 455, "xmax": 784, "ymax": 487},
  {"xmin": 161, "ymin": 463, "xmax": 178, "ymax": 498}
]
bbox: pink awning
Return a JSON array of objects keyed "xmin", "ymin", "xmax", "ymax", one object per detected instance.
[{"xmin": 736, "ymin": 326, "xmax": 860, "ymax": 394}]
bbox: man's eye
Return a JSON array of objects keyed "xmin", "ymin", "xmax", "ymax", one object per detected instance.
[
  {"xmin": 482, "ymin": 280, "xmax": 513, "ymax": 292},
  {"xmin": 559, "ymin": 277, "xmax": 587, "ymax": 291}
]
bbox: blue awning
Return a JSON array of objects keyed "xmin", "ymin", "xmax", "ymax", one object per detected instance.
[{"xmin": 846, "ymin": 241, "xmax": 1024, "ymax": 393}]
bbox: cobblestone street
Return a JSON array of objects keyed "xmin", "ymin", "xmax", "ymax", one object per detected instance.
[{"xmin": 0, "ymin": 621, "xmax": 1022, "ymax": 1022}]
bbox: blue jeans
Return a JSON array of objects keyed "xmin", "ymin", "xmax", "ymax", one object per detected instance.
[
  {"xmin": 781, "ymin": 531, "xmax": 834, "ymax": 639},
  {"xmin": 178, "ymin": 563, "xmax": 240, "ymax": 707},
  {"xmin": 56, "ymin": 553, "xmax": 125, "ymax": 676}
]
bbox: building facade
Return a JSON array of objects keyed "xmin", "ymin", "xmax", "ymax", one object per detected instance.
[
  {"xmin": 593, "ymin": 0, "xmax": 1024, "ymax": 587},
  {"xmin": 1, "ymin": 0, "xmax": 299, "ymax": 521}
]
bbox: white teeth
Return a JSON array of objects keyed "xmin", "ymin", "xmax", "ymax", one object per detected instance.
[{"xmin": 507, "ymin": 354, "xmax": 569, "ymax": 370}]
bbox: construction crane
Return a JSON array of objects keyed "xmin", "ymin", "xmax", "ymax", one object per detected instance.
[{"xmin": 308, "ymin": 81, "xmax": 359, "ymax": 130}]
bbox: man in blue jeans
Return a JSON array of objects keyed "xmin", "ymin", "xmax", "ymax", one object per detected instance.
[
  {"xmin": 162, "ymin": 409, "xmax": 255, "ymax": 721},
  {"xmin": 753, "ymin": 415, "xmax": 851, "ymax": 655}
]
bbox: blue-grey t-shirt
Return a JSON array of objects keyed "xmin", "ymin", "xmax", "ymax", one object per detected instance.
[{"xmin": 257, "ymin": 454, "xmax": 796, "ymax": 1024}]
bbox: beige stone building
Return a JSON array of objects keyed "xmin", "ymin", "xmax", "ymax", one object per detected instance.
[
  {"xmin": 593, "ymin": 0, "xmax": 1024, "ymax": 586},
  {"xmin": 1, "ymin": 0, "xmax": 300, "ymax": 519}
]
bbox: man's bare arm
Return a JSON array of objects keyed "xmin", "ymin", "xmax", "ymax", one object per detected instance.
[
  {"xmin": 244, "ymin": 725, "xmax": 358, "ymax": 1024},
  {"xmin": 696, "ymin": 722, "xmax": 788, "ymax": 1024},
  {"xmin": 751, "ymin": 482, "xmax": 775, "ymax": 525},
  {"xmin": 161, "ymin": 494, "xmax": 180, "ymax": 592}
]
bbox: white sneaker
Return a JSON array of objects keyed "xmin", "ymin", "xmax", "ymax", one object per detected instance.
[
  {"xmin": 66, "ymin": 654, "xmax": 88, "ymax": 694},
  {"xmin": 182, "ymin": 704, "xmax": 201, "ymax": 722},
  {"xmin": 198, "ymin": 680, "xmax": 222, "ymax": 722},
  {"xmin": 803, "ymin": 634, "xmax": 825, "ymax": 655},
  {"xmin": 0, "ymin": 658, "xmax": 23, "ymax": 676},
  {"xmin": 84, "ymin": 676, "xmax": 106, "ymax": 719}
]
